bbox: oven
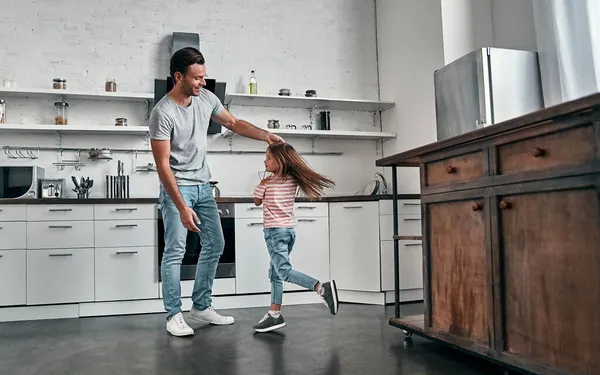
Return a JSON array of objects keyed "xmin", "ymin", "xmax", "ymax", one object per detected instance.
[{"xmin": 157, "ymin": 203, "xmax": 235, "ymax": 280}]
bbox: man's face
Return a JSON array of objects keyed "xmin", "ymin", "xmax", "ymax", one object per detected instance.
[{"xmin": 176, "ymin": 63, "xmax": 207, "ymax": 96}]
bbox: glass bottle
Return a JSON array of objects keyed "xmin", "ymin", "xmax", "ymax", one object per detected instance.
[
  {"xmin": 54, "ymin": 101, "xmax": 68, "ymax": 125},
  {"xmin": 0, "ymin": 99, "xmax": 5, "ymax": 124},
  {"xmin": 249, "ymin": 70, "xmax": 257, "ymax": 95}
]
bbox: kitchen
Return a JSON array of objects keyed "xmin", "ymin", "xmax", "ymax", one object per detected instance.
[{"xmin": 1, "ymin": 0, "xmax": 598, "ymax": 374}]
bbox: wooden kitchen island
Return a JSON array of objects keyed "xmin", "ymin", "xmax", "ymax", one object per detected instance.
[{"xmin": 376, "ymin": 92, "xmax": 600, "ymax": 375}]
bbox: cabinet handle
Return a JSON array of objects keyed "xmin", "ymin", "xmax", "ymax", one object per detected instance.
[
  {"xmin": 499, "ymin": 200, "xmax": 512, "ymax": 210},
  {"xmin": 343, "ymin": 206, "xmax": 363, "ymax": 209},
  {"xmin": 472, "ymin": 202, "xmax": 483, "ymax": 211},
  {"xmin": 115, "ymin": 208, "xmax": 138, "ymax": 212},
  {"xmin": 48, "ymin": 225, "xmax": 72, "ymax": 229},
  {"xmin": 0, "ymin": 255, "xmax": 3, "ymax": 258},
  {"xmin": 0, "ymin": 226, "xmax": 3, "ymax": 230},
  {"xmin": 403, "ymin": 203, "xmax": 420, "ymax": 206},
  {"xmin": 404, "ymin": 243, "xmax": 422, "ymax": 247},
  {"xmin": 248, "ymin": 222, "xmax": 264, "ymax": 226},
  {"xmin": 446, "ymin": 166, "xmax": 456, "ymax": 174},
  {"xmin": 531, "ymin": 147, "xmax": 546, "ymax": 158},
  {"xmin": 0, "ymin": 209, "xmax": 3, "ymax": 212},
  {"xmin": 115, "ymin": 224, "xmax": 138, "ymax": 228},
  {"xmin": 403, "ymin": 218, "xmax": 421, "ymax": 221},
  {"xmin": 49, "ymin": 208, "xmax": 73, "ymax": 212},
  {"xmin": 248, "ymin": 207, "xmax": 262, "ymax": 211},
  {"xmin": 49, "ymin": 253, "xmax": 73, "ymax": 257},
  {"xmin": 116, "ymin": 251, "xmax": 138, "ymax": 255},
  {"xmin": 297, "ymin": 206, "xmax": 316, "ymax": 209},
  {"xmin": 298, "ymin": 219, "xmax": 316, "ymax": 223}
]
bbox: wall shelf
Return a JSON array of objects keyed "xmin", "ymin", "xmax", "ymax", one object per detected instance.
[
  {"xmin": 0, "ymin": 124, "xmax": 150, "ymax": 135},
  {"xmin": 222, "ymin": 128, "xmax": 396, "ymax": 141},
  {"xmin": 0, "ymin": 88, "xmax": 153, "ymax": 102},
  {"xmin": 225, "ymin": 93, "xmax": 395, "ymax": 112}
]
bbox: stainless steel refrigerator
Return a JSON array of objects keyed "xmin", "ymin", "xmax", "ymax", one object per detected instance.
[{"xmin": 434, "ymin": 47, "xmax": 544, "ymax": 141}]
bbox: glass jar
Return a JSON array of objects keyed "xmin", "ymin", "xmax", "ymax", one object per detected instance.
[
  {"xmin": 0, "ymin": 99, "xmax": 5, "ymax": 124},
  {"xmin": 115, "ymin": 117, "xmax": 127, "ymax": 126},
  {"xmin": 54, "ymin": 102, "xmax": 68, "ymax": 125},
  {"xmin": 105, "ymin": 78, "xmax": 117, "ymax": 92},
  {"xmin": 52, "ymin": 78, "xmax": 67, "ymax": 90}
]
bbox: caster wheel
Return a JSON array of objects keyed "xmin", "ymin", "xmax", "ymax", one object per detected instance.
[
  {"xmin": 403, "ymin": 330, "xmax": 412, "ymax": 337},
  {"xmin": 403, "ymin": 337, "xmax": 413, "ymax": 348}
]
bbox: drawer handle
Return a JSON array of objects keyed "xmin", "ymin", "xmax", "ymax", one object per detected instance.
[
  {"xmin": 49, "ymin": 225, "xmax": 72, "ymax": 229},
  {"xmin": 403, "ymin": 203, "xmax": 420, "ymax": 206},
  {"xmin": 115, "ymin": 224, "xmax": 138, "ymax": 228},
  {"xmin": 298, "ymin": 219, "xmax": 316, "ymax": 223},
  {"xmin": 248, "ymin": 222, "xmax": 264, "ymax": 226},
  {"xmin": 49, "ymin": 253, "xmax": 73, "ymax": 257},
  {"xmin": 343, "ymin": 206, "xmax": 363, "ymax": 209},
  {"xmin": 499, "ymin": 200, "xmax": 512, "ymax": 210},
  {"xmin": 403, "ymin": 218, "xmax": 421, "ymax": 221},
  {"xmin": 297, "ymin": 206, "xmax": 316, "ymax": 209},
  {"xmin": 446, "ymin": 166, "xmax": 456, "ymax": 174},
  {"xmin": 0, "ymin": 255, "xmax": 3, "ymax": 258},
  {"xmin": 115, "ymin": 208, "xmax": 138, "ymax": 211},
  {"xmin": 116, "ymin": 251, "xmax": 138, "ymax": 255},
  {"xmin": 248, "ymin": 207, "xmax": 262, "ymax": 211},
  {"xmin": 472, "ymin": 202, "xmax": 483, "ymax": 211},
  {"xmin": 0, "ymin": 226, "xmax": 3, "ymax": 230},
  {"xmin": 49, "ymin": 208, "xmax": 73, "ymax": 212},
  {"xmin": 531, "ymin": 147, "xmax": 546, "ymax": 158},
  {"xmin": 404, "ymin": 243, "xmax": 422, "ymax": 247}
]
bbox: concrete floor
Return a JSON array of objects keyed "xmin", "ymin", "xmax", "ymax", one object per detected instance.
[{"xmin": 0, "ymin": 302, "xmax": 512, "ymax": 375}]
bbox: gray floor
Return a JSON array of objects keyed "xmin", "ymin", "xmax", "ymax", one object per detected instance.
[{"xmin": 0, "ymin": 302, "xmax": 512, "ymax": 375}]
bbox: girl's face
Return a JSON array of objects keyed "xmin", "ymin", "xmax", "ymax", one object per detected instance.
[{"xmin": 264, "ymin": 151, "xmax": 279, "ymax": 173}]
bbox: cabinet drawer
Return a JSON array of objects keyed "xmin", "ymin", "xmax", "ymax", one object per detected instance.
[
  {"xmin": 294, "ymin": 202, "xmax": 328, "ymax": 218},
  {"xmin": 235, "ymin": 203, "xmax": 264, "ymax": 219},
  {"xmin": 27, "ymin": 204, "xmax": 94, "ymax": 221},
  {"xmin": 380, "ymin": 214, "xmax": 422, "ymax": 241},
  {"xmin": 26, "ymin": 248, "xmax": 94, "ymax": 305},
  {"xmin": 0, "ymin": 250, "xmax": 26, "ymax": 306},
  {"xmin": 0, "ymin": 222, "xmax": 26, "ymax": 250},
  {"xmin": 380, "ymin": 241, "xmax": 423, "ymax": 291},
  {"xmin": 94, "ymin": 220, "xmax": 157, "ymax": 248},
  {"xmin": 498, "ymin": 125, "xmax": 596, "ymax": 175},
  {"xmin": 94, "ymin": 204, "xmax": 157, "ymax": 220},
  {"xmin": 0, "ymin": 205, "xmax": 26, "ymax": 222},
  {"xmin": 95, "ymin": 247, "xmax": 159, "ymax": 301},
  {"xmin": 27, "ymin": 221, "xmax": 94, "ymax": 249},
  {"xmin": 379, "ymin": 200, "xmax": 422, "ymax": 215},
  {"xmin": 426, "ymin": 151, "xmax": 486, "ymax": 187}
]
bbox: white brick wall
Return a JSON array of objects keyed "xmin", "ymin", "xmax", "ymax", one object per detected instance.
[{"xmin": 0, "ymin": 0, "xmax": 384, "ymax": 197}]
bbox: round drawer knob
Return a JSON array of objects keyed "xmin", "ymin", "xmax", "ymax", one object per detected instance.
[
  {"xmin": 472, "ymin": 202, "xmax": 482, "ymax": 211},
  {"xmin": 446, "ymin": 166, "xmax": 456, "ymax": 174},
  {"xmin": 532, "ymin": 147, "xmax": 546, "ymax": 157},
  {"xmin": 499, "ymin": 200, "xmax": 512, "ymax": 210}
]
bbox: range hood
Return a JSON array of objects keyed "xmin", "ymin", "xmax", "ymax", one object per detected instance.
[{"xmin": 170, "ymin": 32, "xmax": 200, "ymax": 56}]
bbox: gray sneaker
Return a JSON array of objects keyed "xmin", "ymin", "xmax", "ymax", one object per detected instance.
[
  {"xmin": 253, "ymin": 313, "xmax": 286, "ymax": 333},
  {"xmin": 320, "ymin": 280, "xmax": 339, "ymax": 315}
]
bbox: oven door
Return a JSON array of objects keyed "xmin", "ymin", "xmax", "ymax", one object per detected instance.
[{"xmin": 0, "ymin": 166, "xmax": 43, "ymax": 199}]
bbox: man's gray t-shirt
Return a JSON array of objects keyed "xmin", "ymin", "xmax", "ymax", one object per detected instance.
[{"xmin": 149, "ymin": 89, "xmax": 224, "ymax": 185}]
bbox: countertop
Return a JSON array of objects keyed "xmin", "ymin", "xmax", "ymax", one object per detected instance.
[{"xmin": 0, "ymin": 194, "xmax": 420, "ymax": 205}]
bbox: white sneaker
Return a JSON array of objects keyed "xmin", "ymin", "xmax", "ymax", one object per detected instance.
[
  {"xmin": 188, "ymin": 306, "xmax": 235, "ymax": 325},
  {"xmin": 166, "ymin": 312, "xmax": 194, "ymax": 337}
]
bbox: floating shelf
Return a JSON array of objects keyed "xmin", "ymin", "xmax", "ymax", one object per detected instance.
[
  {"xmin": 0, "ymin": 88, "xmax": 153, "ymax": 102},
  {"xmin": 0, "ymin": 124, "xmax": 150, "ymax": 135},
  {"xmin": 225, "ymin": 93, "xmax": 395, "ymax": 112},
  {"xmin": 222, "ymin": 128, "xmax": 396, "ymax": 141}
]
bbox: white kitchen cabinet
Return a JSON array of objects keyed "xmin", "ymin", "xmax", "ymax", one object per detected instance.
[
  {"xmin": 27, "ymin": 204, "xmax": 94, "ymax": 221},
  {"xmin": 286, "ymin": 216, "xmax": 330, "ymax": 291},
  {"xmin": 26, "ymin": 248, "xmax": 95, "ymax": 305},
  {"xmin": 380, "ymin": 240, "xmax": 424, "ymax": 291},
  {"xmin": 94, "ymin": 246, "xmax": 159, "ymax": 301},
  {"xmin": 329, "ymin": 201, "xmax": 381, "ymax": 292},
  {"xmin": 0, "ymin": 222, "xmax": 26, "ymax": 250},
  {"xmin": 234, "ymin": 217, "xmax": 271, "ymax": 294},
  {"xmin": 94, "ymin": 219, "xmax": 157, "ymax": 248},
  {"xmin": 94, "ymin": 204, "xmax": 157, "ymax": 221},
  {"xmin": 0, "ymin": 205, "xmax": 26, "ymax": 222},
  {"xmin": 27, "ymin": 221, "xmax": 94, "ymax": 249},
  {"xmin": 0, "ymin": 250, "xmax": 26, "ymax": 306}
]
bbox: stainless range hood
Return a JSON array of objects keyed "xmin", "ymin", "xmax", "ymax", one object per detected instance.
[{"xmin": 170, "ymin": 32, "xmax": 200, "ymax": 56}]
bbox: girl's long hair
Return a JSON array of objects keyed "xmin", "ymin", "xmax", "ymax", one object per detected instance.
[{"xmin": 267, "ymin": 143, "xmax": 335, "ymax": 200}]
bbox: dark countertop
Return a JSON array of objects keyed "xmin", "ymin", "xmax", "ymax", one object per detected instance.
[{"xmin": 0, "ymin": 194, "xmax": 420, "ymax": 205}]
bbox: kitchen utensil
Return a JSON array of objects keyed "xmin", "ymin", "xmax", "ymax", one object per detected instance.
[
  {"xmin": 71, "ymin": 176, "xmax": 80, "ymax": 189},
  {"xmin": 305, "ymin": 89, "xmax": 317, "ymax": 97},
  {"xmin": 319, "ymin": 111, "xmax": 331, "ymax": 130},
  {"xmin": 210, "ymin": 181, "xmax": 221, "ymax": 198},
  {"xmin": 278, "ymin": 88, "xmax": 291, "ymax": 96}
]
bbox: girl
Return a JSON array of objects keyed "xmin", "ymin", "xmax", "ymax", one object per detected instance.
[{"xmin": 252, "ymin": 142, "xmax": 339, "ymax": 333}]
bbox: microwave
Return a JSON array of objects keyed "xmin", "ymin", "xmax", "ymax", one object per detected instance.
[{"xmin": 0, "ymin": 166, "xmax": 45, "ymax": 199}]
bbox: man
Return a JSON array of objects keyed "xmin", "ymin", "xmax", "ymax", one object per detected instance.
[{"xmin": 149, "ymin": 47, "xmax": 284, "ymax": 337}]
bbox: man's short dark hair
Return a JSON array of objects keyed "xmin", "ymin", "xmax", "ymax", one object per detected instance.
[{"xmin": 170, "ymin": 47, "xmax": 205, "ymax": 79}]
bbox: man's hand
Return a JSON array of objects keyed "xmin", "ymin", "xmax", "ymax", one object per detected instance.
[
  {"xmin": 180, "ymin": 207, "xmax": 201, "ymax": 232},
  {"xmin": 212, "ymin": 110, "xmax": 285, "ymax": 144},
  {"xmin": 266, "ymin": 133, "xmax": 285, "ymax": 145}
]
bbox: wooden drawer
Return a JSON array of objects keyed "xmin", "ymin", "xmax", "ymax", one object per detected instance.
[
  {"xmin": 95, "ymin": 246, "xmax": 159, "ymax": 301},
  {"xmin": 0, "ymin": 222, "xmax": 26, "ymax": 250},
  {"xmin": 0, "ymin": 250, "xmax": 26, "ymax": 306},
  {"xmin": 26, "ymin": 248, "xmax": 95, "ymax": 305},
  {"xmin": 380, "ymin": 214, "xmax": 422, "ymax": 241},
  {"xmin": 27, "ymin": 221, "xmax": 94, "ymax": 249},
  {"xmin": 27, "ymin": 204, "xmax": 94, "ymax": 221},
  {"xmin": 294, "ymin": 202, "xmax": 328, "ymax": 218},
  {"xmin": 94, "ymin": 219, "xmax": 157, "ymax": 248},
  {"xmin": 94, "ymin": 204, "xmax": 157, "ymax": 220},
  {"xmin": 0, "ymin": 205, "xmax": 26, "ymax": 222},
  {"xmin": 235, "ymin": 203, "xmax": 264, "ymax": 219},
  {"xmin": 426, "ymin": 151, "xmax": 486, "ymax": 187},
  {"xmin": 379, "ymin": 200, "xmax": 422, "ymax": 215},
  {"xmin": 498, "ymin": 125, "xmax": 597, "ymax": 175}
]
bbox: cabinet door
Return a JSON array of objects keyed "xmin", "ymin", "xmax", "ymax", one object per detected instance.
[
  {"xmin": 0, "ymin": 250, "xmax": 26, "ymax": 306},
  {"xmin": 235, "ymin": 218, "xmax": 271, "ymax": 294},
  {"xmin": 500, "ymin": 188, "xmax": 600, "ymax": 374},
  {"xmin": 27, "ymin": 248, "xmax": 95, "ymax": 305},
  {"xmin": 95, "ymin": 246, "xmax": 159, "ymax": 301},
  {"xmin": 428, "ymin": 199, "xmax": 490, "ymax": 345},
  {"xmin": 286, "ymin": 217, "xmax": 330, "ymax": 291},
  {"xmin": 329, "ymin": 202, "xmax": 381, "ymax": 292},
  {"xmin": 380, "ymin": 241, "xmax": 423, "ymax": 291}
]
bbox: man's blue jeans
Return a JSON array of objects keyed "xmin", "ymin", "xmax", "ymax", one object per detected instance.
[
  {"xmin": 264, "ymin": 228, "xmax": 319, "ymax": 304},
  {"xmin": 159, "ymin": 184, "xmax": 224, "ymax": 320}
]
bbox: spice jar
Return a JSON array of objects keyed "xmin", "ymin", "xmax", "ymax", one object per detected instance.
[
  {"xmin": 105, "ymin": 78, "xmax": 117, "ymax": 92},
  {"xmin": 52, "ymin": 78, "xmax": 67, "ymax": 90},
  {"xmin": 0, "ymin": 99, "xmax": 5, "ymax": 124},
  {"xmin": 115, "ymin": 117, "xmax": 127, "ymax": 126},
  {"xmin": 54, "ymin": 101, "xmax": 68, "ymax": 125}
]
